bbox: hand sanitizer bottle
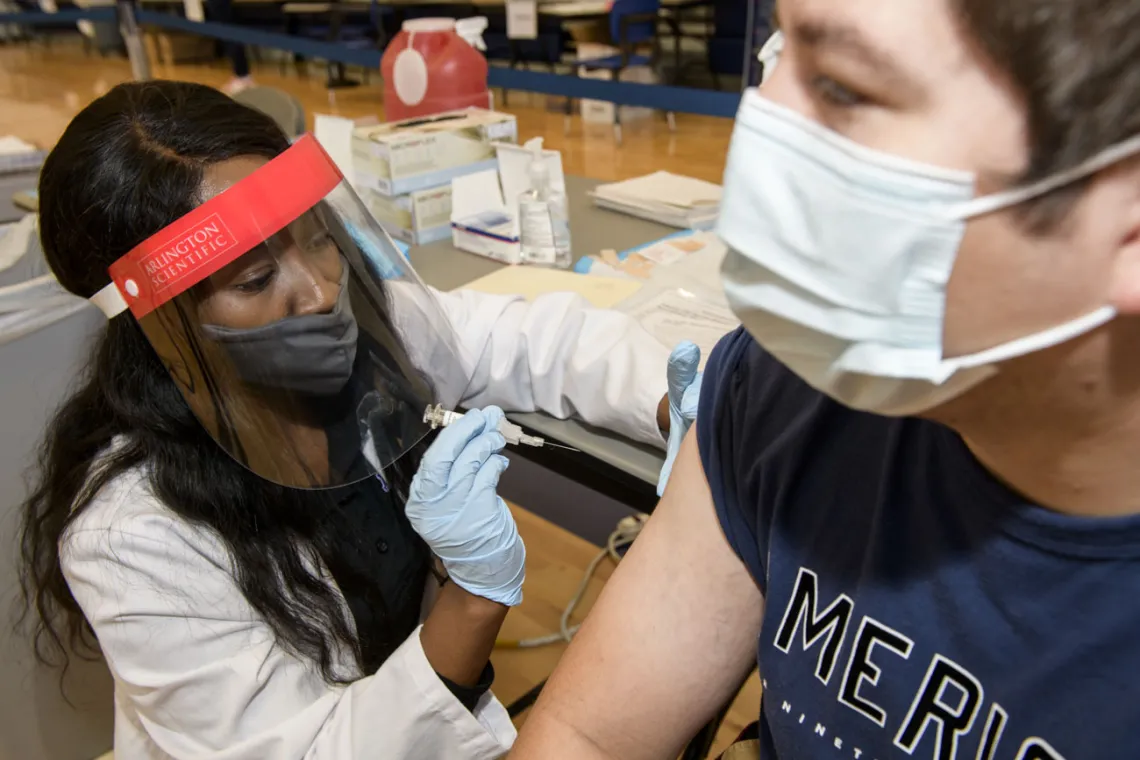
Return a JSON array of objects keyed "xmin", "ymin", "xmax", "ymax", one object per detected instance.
[{"xmin": 518, "ymin": 137, "xmax": 571, "ymax": 269}]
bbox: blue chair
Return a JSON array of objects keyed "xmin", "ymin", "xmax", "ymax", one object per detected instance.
[
  {"xmin": 10, "ymin": 0, "xmax": 82, "ymax": 46},
  {"xmin": 283, "ymin": 0, "xmax": 387, "ymax": 89},
  {"xmin": 707, "ymin": 0, "xmax": 772, "ymax": 89},
  {"xmin": 482, "ymin": 11, "xmax": 566, "ymax": 106},
  {"xmin": 564, "ymin": 0, "xmax": 673, "ymax": 143}
]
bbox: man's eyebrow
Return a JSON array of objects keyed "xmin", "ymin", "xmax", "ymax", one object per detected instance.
[{"xmin": 790, "ymin": 18, "xmax": 920, "ymax": 94}]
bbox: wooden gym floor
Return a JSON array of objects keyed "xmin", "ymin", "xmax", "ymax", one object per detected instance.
[
  {"xmin": 0, "ymin": 40, "xmax": 734, "ymax": 183},
  {"xmin": 2, "ymin": 39, "xmax": 757, "ymax": 758}
]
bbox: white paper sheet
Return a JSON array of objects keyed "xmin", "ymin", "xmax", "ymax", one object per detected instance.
[
  {"xmin": 314, "ymin": 114, "xmax": 356, "ymax": 183},
  {"xmin": 506, "ymin": 0, "xmax": 538, "ymax": 40},
  {"xmin": 461, "ymin": 266, "xmax": 642, "ymax": 308},
  {"xmin": 594, "ymin": 171, "xmax": 721, "ymax": 210},
  {"xmin": 0, "ymin": 136, "xmax": 36, "ymax": 155},
  {"xmin": 635, "ymin": 236, "xmax": 706, "ymax": 266},
  {"xmin": 183, "ymin": 0, "xmax": 205, "ymax": 23},
  {"xmin": 624, "ymin": 287, "xmax": 739, "ymax": 368},
  {"xmin": 644, "ymin": 232, "xmax": 728, "ymax": 303},
  {"xmin": 450, "ymin": 168, "xmax": 506, "ymax": 221}
]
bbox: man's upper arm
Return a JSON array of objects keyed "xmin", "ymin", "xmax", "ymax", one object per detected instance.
[{"xmin": 509, "ymin": 429, "xmax": 764, "ymax": 760}]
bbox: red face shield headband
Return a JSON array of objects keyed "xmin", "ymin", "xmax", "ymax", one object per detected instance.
[{"xmin": 89, "ymin": 135, "xmax": 343, "ymax": 319}]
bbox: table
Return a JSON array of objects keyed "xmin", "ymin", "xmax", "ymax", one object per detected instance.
[
  {"xmin": 412, "ymin": 174, "xmax": 674, "ymax": 510},
  {"xmin": 139, "ymin": 0, "xmax": 285, "ymax": 6},
  {"xmin": 1, "ymin": 170, "xmax": 38, "ymax": 224},
  {"xmin": 536, "ymin": 0, "xmax": 606, "ymax": 19}
]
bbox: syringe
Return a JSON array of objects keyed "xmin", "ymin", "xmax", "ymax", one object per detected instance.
[{"xmin": 423, "ymin": 404, "xmax": 580, "ymax": 452}]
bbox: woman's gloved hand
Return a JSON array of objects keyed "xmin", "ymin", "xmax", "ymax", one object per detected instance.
[
  {"xmin": 657, "ymin": 341, "xmax": 702, "ymax": 497},
  {"xmin": 406, "ymin": 406, "xmax": 526, "ymax": 607}
]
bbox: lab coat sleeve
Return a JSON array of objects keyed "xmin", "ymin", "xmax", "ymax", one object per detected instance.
[
  {"xmin": 435, "ymin": 287, "xmax": 670, "ymax": 449},
  {"xmin": 61, "ymin": 482, "xmax": 515, "ymax": 760}
]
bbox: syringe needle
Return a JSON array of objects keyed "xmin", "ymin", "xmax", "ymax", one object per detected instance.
[{"xmin": 540, "ymin": 442, "xmax": 581, "ymax": 453}]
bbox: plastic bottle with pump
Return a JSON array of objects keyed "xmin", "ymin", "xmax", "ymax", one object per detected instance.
[{"xmin": 518, "ymin": 137, "xmax": 571, "ymax": 269}]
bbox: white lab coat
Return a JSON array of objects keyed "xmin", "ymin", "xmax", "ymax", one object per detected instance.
[{"xmin": 61, "ymin": 287, "xmax": 669, "ymax": 760}]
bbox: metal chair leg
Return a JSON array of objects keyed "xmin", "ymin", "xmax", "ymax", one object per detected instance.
[
  {"xmin": 679, "ymin": 670, "xmax": 755, "ymax": 759},
  {"xmin": 667, "ymin": 111, "xmax": 676, "ymax": 131},
  {"xmin": 564, "ymin": 82, "xmax": 574, "ymax": 135},
  {"xmin": 679, "ymin": 712, "xmax": 728, "ymax": 760},
  {"xmin": 613, "ymin": 95, "xmax": 623, "ymax": 144}
]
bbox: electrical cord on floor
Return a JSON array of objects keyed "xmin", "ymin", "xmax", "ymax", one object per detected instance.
[{"xmin": 495, "ymin": 513, "xmax": 649, "ymax": 649}]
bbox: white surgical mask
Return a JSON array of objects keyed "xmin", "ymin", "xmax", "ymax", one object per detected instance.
[
  {"xmin": 757, "ymin": 30, "xmax": 783, "ymax": 85},
  {"xmin": 718, "ymin": 90, "xmax": 1140, "ymax": 416}
]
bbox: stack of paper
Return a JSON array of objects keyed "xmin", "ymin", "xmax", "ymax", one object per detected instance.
[
  {"xmin": 590, "ymin": 171, "xmax": 721, "ymax": 230},
  {"xmin": 622, "ymin": 286, "xmax": 738, "ymax": 370},
  {"xmin": 0, "ymin": 136, "xmax": 46, "ymax": 175}
]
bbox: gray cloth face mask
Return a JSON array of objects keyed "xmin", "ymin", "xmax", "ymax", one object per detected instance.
[{"xmin": 199, "ymin": 270, "xmax": 359, "ymax": 397}]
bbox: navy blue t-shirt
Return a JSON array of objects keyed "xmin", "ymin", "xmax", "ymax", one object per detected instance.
[{"xmin": 697, "ymin": 328, "xmax": 1140, "ymax": 760}]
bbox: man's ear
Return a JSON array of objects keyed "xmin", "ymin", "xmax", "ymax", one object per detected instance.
[
  {"xmin": 1109, "ymin": 230, "xmax": 1140, "ymax": 314},
  {"xmin": 1107, "ymin": 165, "xmax": 1140, "ymax": 315}
]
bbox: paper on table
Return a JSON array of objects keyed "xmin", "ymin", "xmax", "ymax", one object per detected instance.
[
  {"xmin": 624, "ymin": 287, "xmax": 739, "ymax": 369},
  {"xmin": 594, "ymin": 171, "xmax": 721, "ymax": 210},
  {"xmin": 460, "ymin": 266, "xmax": 643, "ymax": 309},
  {"xmin": 314, "ymin": 115, "xmax": 356, "ymax": 183},
  {"xmin": 0, "ymin": 136, "xmax": 36, "ymax": 155},
  {"xmin": 578, "ymin": 231, "xmax": 725, "ymax": 290},
  {"xmin": 635, "ymin": 235, "xmax": 707, "ymax": 266},
  {"xmin": 644, "ymin": 232, "xmax": 728, "ymax": 302}
]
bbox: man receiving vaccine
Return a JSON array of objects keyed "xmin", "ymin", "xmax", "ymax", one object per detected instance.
[{"xmin": 510, "ymin": 1, "xmax": 1140, "ymax": 759}]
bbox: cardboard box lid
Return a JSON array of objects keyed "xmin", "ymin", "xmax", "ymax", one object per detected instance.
[{"xmin": 353, "ymin": 109, "xmax": 516, "ymax": 146}]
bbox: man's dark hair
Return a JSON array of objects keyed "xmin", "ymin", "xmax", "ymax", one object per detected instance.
[{"xmin": 953, "ymin": 0, "xmax": 1140, "ymax": 226}]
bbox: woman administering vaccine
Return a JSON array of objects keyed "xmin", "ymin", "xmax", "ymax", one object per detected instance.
[{"xmin": 18, "ymin": 81, "xmax": 698, "ymax": 759}]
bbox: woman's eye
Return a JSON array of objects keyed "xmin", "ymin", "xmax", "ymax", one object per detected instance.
[
  {"xmin": 811, "ymin": 75, "xmax": 867, "ymax": 108},
  {"xmin": 235, "ymin": 270, "xmax": 274, "ymax": 294}
]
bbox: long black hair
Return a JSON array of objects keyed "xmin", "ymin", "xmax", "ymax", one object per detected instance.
[{"xmin": 19, "ymin": 80, "xmax": 426, "ymax": 684}]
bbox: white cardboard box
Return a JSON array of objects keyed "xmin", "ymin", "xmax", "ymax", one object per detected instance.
[
  {"xmin": 449, "ymin": 141, "xmax": 566, "ymax": 265},
  {"xmin": 450, "ymin": 170, "xmax": 522, "ymax": 264},
  {"xmin": 352, "ymin": 109, "xmax": 519, "ymax": 197},
  {"xmin": 364, "ymin": 185, "xmax": 453, "ymax": 246}
]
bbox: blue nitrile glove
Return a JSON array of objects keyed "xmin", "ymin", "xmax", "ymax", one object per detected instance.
[
  {"xmin": 406, "ymin": 406, "xmax": 526, "ymax": 606},
  {"xmin": 657, "ymin": 341, "xmax": 703, "ymax": 497}
]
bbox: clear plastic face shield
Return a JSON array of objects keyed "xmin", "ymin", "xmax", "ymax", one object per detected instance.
[{"xmin": 90, "ymin": 136, "xmax": 471, "ymax": 489}]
